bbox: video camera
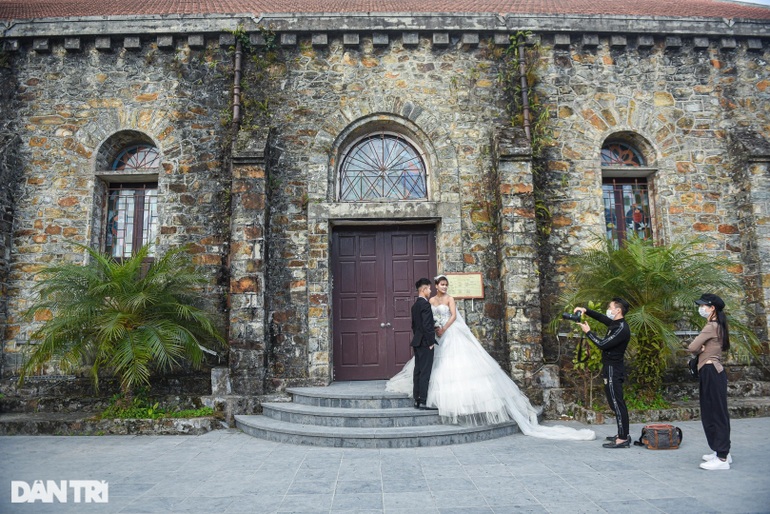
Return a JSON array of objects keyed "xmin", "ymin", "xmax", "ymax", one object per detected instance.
[{"xmin": 561, "ymin": 312, "xmax": 582, "ymax": 323}]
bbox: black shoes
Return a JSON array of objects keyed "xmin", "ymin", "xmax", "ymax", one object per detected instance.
[
  {"xmin": 602, "ymin": 438, "xmax": 631, "ymax": 448},
  {"xmin": 414, "ymin": 400, "xmax": 421, "ymax": 410},
  {"xmin": 605, "ymin": 434, "xmax": 618, "ymax": 441},
  {"xmin": 420, "ymin": 405, "xmax": 438, "ymax": 410}
]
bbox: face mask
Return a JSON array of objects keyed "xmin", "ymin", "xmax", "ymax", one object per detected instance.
[
  {"xmin": 698, "ymin": 306, "xmax": 710, "ymax": 319},
  {"xmin": 606, "ymin": 309, "xmax": 615, "ymax": 319}
]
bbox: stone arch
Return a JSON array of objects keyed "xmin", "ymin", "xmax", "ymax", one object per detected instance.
[
  {"xmin": 331, "ymin": 115, "xmax": 437, "ymax": 202},
  {"xmin": 88, "ymin": 128, "xmax": 164, "ymax": 256},
  {"xmin": 71, "ymin": 105, "xmax": 183, "ymax": 175},
  {"xmin": 308, "ymin": 97, "xmax": 460, "ymax": 203},
  {"xmin": 578, "ymin": 90, "xmax": 680, "ymax": 164},
  {"xmin": 94, "ymin": 130, "xmax": 160, "ymax": 172},
  {"xmin": 558, "ymin": 92, "xmax": 679, "ymax": 249},
  {"xmin": 598, "ymin": 130, "xmax": 658, "ymax": 168}
]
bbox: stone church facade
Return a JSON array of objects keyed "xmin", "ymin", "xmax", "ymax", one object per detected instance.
[{"xmin": 1, "ymin": 1, "xmax": 769, "ymax": 413}]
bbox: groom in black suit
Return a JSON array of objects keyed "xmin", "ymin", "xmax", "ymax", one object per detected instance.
[{"xmin": 411, "ymin": 277, "xmax": 438, "ymax": 410}]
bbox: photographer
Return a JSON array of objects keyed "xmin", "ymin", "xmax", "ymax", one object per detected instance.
[{"xmin": 573, "ymin": 298, "xmax": 631, "ymax": 448}]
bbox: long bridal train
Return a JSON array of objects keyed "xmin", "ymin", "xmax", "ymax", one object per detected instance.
[{"xmin": 386, "ymin": 305, "xmax": 595, "ymax": 441}]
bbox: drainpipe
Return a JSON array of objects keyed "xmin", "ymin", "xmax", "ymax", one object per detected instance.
[
  {"xmin": 518, "ymin": 37, "xmax": 531, "ymax": 142},
  {"xmin": 232, "ymin": 38, "xmax": 243, "ymax": 130}
]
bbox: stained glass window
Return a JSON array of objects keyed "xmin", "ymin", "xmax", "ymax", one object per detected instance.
[
  {"xmin": 105, "ymin": 184, "xmax": 158, "ymax": 259},
  {"xmin": 601, "ymin": 141, "xmax": 652, "ymax": 246},
  {"xmin": 601, "ymin": 142, "xmax": 645, "ymax": 167},
  {"xmin": 339, "ymin": 133, "xmax": 427, "ymax": 201},
  {"xmin": 112, "ymin": 145, "xmax": 161, "ymax": 170},
  {"xmin": 602, "ymin": 180, "xmax": 652, "ymax": 245},
  {"xmin": 104, "ymin": 144, "xmax": 160, "ymax": 258}
]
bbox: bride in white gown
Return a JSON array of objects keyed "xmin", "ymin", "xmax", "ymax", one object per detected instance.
[{"xmin": 386, "ymin": 275, "xmax": 595, "ymax": 441}]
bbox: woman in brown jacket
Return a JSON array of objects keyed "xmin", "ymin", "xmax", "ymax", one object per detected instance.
[{"xmin": 689, "ymin": 293, "xmax": 731, "ymax": 470}]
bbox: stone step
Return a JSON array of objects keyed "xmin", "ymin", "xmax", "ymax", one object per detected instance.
[
  {"xmin": 261, "ymin": 402, "xmax": 440, "ymax": 428},
  {"xmin": 235, "ymin": 414, "xmax": 519, "ymax": 448},
  {"xmin": 286, "ymin": 385, "xmax": 413, "ymax": 409},
  {"xmin": 237, "ymin": 381, "xmax": 524, "ymax": 447}
]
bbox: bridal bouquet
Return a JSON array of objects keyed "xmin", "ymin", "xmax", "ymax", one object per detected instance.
[{"xmin": 433, "ymin": 310, "xmax": 449, "ymax": 328}]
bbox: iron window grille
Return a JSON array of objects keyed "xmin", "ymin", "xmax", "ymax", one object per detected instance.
[
  {"xmin": 112, "ymin": 144, "xmax": 161, "ymax": 170},
  {"xmin": 105, "ymin": 184, "xmax": 158, "ymax": 260},
  {"xmin": 104, "ymin": 144, "xmax": 161, "ymax": 259},
  {"xmin": 601, "ymin": 142, "xmax": 653, "ymax": 245},
  {"xmin": 339, "ymin": 132, "xmax": 428, "ymax": 201}
]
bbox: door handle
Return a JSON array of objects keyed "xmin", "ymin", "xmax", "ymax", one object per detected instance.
[{"xmin": 380, "ymin": 322, "xmax": 392, "ymax": 328}]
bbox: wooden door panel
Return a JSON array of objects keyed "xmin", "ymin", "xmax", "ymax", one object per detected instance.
[
  {"xmin": 360, "ymin": 331, "xmax": 380, "ymax": 365},
  {"xmin": 340, "ymin": 332, "xmax": 359, "ymax": 366},
  {"xmin": 333, "ymin": 226, "xmax": 436, "ymax": 380},
  {"xmin": 358, "ymin": 297, "xmax": 379, "ymax": 319},
  {"xmin": 393, "ymin": 329, "xmax": 413, "ymax": 365},
  {"xmin": 339, "ymin": 297, "xmax": 359, "ymax": 319},
  {"xmin": 412, "ymin": 233, "xmax": 430, "ymax": 255}
]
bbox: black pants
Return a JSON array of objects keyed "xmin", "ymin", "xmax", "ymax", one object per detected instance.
[
  {"xmin": 412, "ymin": 345, "xmax": 434, "ymax": 404},
  {"xmin": 603, "ymin": 365, "xmax": 629, "ymax": 439},
  {"xmin": 699, "ymin": 363, "xmax": 731, "ymax": 459}
]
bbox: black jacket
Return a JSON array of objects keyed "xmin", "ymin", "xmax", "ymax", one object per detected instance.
[
  {"xmin": 584, "ymin": 308, "xmax": 630, "ymax": 370},
  {"xmin": 410, "ymin": 297, "xmax": 437, "ymax": 348}
]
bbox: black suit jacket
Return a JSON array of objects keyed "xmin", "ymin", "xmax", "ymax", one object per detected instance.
[{"xmin": 410, "ymin": 297, "xmax": 437, "ymax": 348}]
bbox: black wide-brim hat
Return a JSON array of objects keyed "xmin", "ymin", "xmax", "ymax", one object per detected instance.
[{"xmin": 695, "ymin": 293, "xmax": 725, "ymax": 310}]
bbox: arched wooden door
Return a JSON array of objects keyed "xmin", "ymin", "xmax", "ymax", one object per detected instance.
[{"xmin": 332, "ymin": 225, "xmax": 437, "ymax": 380}]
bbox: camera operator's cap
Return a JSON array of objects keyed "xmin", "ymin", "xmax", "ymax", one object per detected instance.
[{"xmin": 695, "ymin": 293, "xmax": 725, "ymax": 310}]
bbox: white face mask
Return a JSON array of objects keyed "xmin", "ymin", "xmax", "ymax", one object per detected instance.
[
  {"xmin": 606, "ymin": 308, "xmax": 616, "ymax": 320},
  {"xmin": 698, "ymin": 306, "xmax": 710, "ymax": 319}
]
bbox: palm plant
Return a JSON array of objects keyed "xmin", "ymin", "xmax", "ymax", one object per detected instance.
[
  {"xmin": 19, "ymin": 244, "xmax": 226, "ymax": 400},
  {"xmin": 557, "ymin": 235, "xmax": 761, "ymax": 400}
]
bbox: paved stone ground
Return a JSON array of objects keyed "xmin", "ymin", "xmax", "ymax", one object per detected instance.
[{"xmin": 1, "ymin": 417, "xmax": 769, "ymax": 513}]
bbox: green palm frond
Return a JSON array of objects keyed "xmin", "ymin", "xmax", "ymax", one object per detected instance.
[
  {"xmin": 20, "ymin": 243, "xmax": 227, "ymax": 394},
  {"xmin": 556, "ymin": 235, "xmax": 762, "ymax": 398}
]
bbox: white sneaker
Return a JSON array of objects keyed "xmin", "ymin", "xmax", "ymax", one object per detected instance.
[
  {"xmin": 700, "ymin": 458, "xmax": 730, "ymax": 470},
  {"xmin": 702, "ymin": 452, "xmax": 732, "ymax": 464}
]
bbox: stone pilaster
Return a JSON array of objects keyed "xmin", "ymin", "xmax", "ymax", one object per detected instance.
[
  {"xmin": 731, "ymin": 130, "xmax": 770, "ymax": 343},
  {"xmin": 0, "ymin": 61, "xmax": 21, "ymax": 378},
  {"xmin": 494, "ymin": 127, "xmax": 547, "ymax": 396},
  {"xmin": 227, "ymin": 129, "xmax": 270, "ymax": 396},
  {"xmin": 748, "ymin": 161, "xmax": 770, "ymax": 341}
]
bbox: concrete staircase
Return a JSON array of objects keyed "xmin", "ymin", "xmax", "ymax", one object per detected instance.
[{"xmin": 235, "ymin": 380, "xmax": 520, "ymax": 448}]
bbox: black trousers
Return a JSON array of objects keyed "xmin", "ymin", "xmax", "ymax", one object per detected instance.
[
  {"xmin": 603, "ymin": 365, "xmax": 629, "ymax": 439},
  {"xmin": 699, "ymin": 363, "xmax": 731, "ymax": 458},
  {"xmin": 412, "ymin": 345, "xmax": 434, "ymax": 404}
]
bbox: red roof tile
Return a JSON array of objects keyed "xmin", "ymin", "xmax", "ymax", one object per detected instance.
[{"xmin": 1, "ymin": 0, "xmax": 769, "ymax": 21}]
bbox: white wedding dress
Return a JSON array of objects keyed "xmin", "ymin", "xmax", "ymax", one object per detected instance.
[{"xmin": 386, "ymin": 304, "xmax": 595, "ymax": 441}]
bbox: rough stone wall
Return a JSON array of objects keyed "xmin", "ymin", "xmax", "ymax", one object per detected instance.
[
  {"xmin": 2, "ymin": 23, "xmax": 769, "ymax": 400},
  {"xmin": 538, "ymin": 35, "xmax": 770, "ymax": 357},
  {"xmin": 0, "ymin": 50, "xmax": 22, "ymax": 376},
  {"xmin": 2, "ymin": 38, "xmax": 232, "ymax": 374},
  {"xmin": 244, "ymin": 35, "xmax": 511, "ymax": 387}
]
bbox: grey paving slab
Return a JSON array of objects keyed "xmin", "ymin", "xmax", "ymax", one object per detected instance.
[
  {"xmin": 431, "ymin": 489, "xmax": 490, "ymax": 509},
  {"xmin": 382, "ymin": 478, "xmax": 428, "ymax": 493},
  {"xmin": 437, "ymin": 508, "xmax": 494, "ymax": 514},
  {"xmin": 331, "ymin": 492, "xmax": 383, "ymax": 511},
  {"xmin": 2, "ymin": 418, "xmax": 770, "ymax": 513}
]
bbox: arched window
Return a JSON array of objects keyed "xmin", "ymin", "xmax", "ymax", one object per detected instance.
[
  {"xmin": 105, "ymin": 183, "xmax": 158, "ymax": 259},
  {"xmin": 600, "ymin": 139, "xmax": 655, "ymax": 246},
  {"xmin": 112, "ymin": 145, "xmax": 161, "ymax": 170},
  {"xmin": 339, "ymin": 132, "xmax": 427, "ymax": 201},
  {"xmin": 99, "ymin": 140, "xmax": 160, "ymax": 259},
  {"xmin": 601, "ymin": 142, "xmax": 645, "ymax": 167}
]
